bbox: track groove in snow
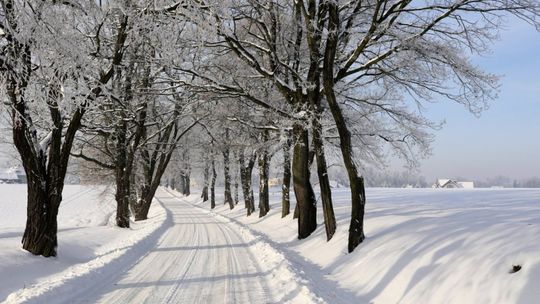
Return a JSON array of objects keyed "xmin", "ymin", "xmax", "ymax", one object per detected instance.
[{"xmin": 12, "ymin": 188, "xmax": 322, "ymax": 303}]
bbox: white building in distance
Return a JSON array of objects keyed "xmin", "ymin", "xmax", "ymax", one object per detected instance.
[{"xmin": 432, "ymin": 179, "xmax": 474, "ymax": 189}]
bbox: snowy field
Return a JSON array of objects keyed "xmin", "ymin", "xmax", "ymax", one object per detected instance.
[
  {"xmin": 203, "ymin": 187, "xmax": 540, "ymax": 304},
  {"xmin": 1, "ymin": 185, "xmax": 539, "ymax": 304},
  {"xmin": 0, "ymin": 185, "xmax": 166, "ymax": 303}
]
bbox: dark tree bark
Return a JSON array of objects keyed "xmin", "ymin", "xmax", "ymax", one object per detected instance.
[
  {"xmin": 201, "ymin": 161, "xmax": 209, "ymax": 202},
  {"xmin": 258, "ymin": 131, "xmax": 270, "ymax": 217},
  {"xmin": 177, "ymin": 176, "xmax": 185, "ymax": 194},
  {"xmin": 233, "ymin": 158, "xmax": 239, "ymax": 205},
  {"xmin": 324, "ymin": 3, "xmax": 366, "ymax": 252},
  {"xmin": 312, "ymin": 116, "xmax": 337, "ymax": 241},
  {"xmin": 179, "ymin": 149, "xmax": 191, "ymax": 195},
  {"xmin": 184, "ymin": 173, "xmax": 190, "ymax": 195},
  {"xmin": 180, "ymin": 170, "xmax": 190, "ymax": 196},
  {"xmin": 293, "ymin": 204, "xmax": 299, "ymax": 219},
  {"xmin": 133, "ymin": 147, "xmax": 173, "ymax": 221},
  {"xmin": 114, "ymin": 118, "xmax": 131, "ymax": 228},
  {"xmin": 292, "ymin": 125, "xmax": 317, "ymax": 239},
  {"xmin": 222, "ymin": 130, "xmax": 234, "ymax": 209},
  {"xmin": 239, "ymin": 150, "xmax": 256, "ymax": 216},
  {"xmin": 281, "ymin": 130, "xmax": 292, "ymax": 218},
  {"xmin": 210, "ymin": 157, "xmax": 217, "ymax": 209}
]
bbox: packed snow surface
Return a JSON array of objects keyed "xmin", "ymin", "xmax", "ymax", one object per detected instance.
[
  {"xmin": 0, "ymin": 185, "xmax": 166, "ymax": 303},
  {"xmin": 0, "ymin": 186, "xmax": 321, "ymax": 303},
  {"xmin": 207, "ymin": 187, "xmax": 540, "ymax": 304},
  {"xmin": 1, "ymin": 185, "xmax": 539, "ymax": 303}
]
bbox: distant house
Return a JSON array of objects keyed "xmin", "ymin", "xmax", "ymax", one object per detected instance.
[
  {"xmin": 0, "ymin": 170, "xmax": 19, "ymax": 184},
  {"xmin": 0, "ymin": 167, "xmax": 27, "ymax": 184},
  {"xmin": 10, "ymin": 167, "xmax": 27, "ymax": 183},
  {"xmin": 268, "ymin": 178, "xmax": 281, "ymax": 187},
  {"xmin": 432, "ymin": 179, "xmax": 474, "ymax": 189},
  {"xmin": 329, "ymin": 180, "xmax": 343, "ymax": 188}
]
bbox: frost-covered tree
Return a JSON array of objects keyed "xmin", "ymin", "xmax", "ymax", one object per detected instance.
[
  {"xmin": 178, "ymin": 0, "xmax": 540, "ymax": 252},
  {"xmin": 0, "ymin": 1, "xmax": 129, "ymax": 256}
]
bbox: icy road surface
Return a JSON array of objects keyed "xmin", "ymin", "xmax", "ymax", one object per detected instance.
[
  {"xmin": 71, "ymin": 192, "xmax": 266, "ymax": 303},
  {"xmin": 26, "ymin": 189, "xmax": 320, "ymax": 304}
]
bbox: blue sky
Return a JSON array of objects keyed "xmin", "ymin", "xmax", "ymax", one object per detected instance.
[{"xmin": 415, "ymin": 19, "xmax": 540, "ymax": 181}]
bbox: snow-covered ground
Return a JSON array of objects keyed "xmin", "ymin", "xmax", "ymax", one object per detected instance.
[
  {"xmin": 0, "ymin": 185, "xmax": 166, "ymax": 303},
  {"xmin": 204, "ymin": 187, "xmax": 540, "ymax": 304},
  {"xmin": 1, "ymin": 185, "xmax": 539, "ymax": 303}
]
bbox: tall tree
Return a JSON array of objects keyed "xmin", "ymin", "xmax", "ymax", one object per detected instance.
[{"xmin": 0, "ymin": 1, "xmax": 128, "ymax": 256}]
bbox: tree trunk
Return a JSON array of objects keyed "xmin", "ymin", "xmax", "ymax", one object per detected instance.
[
  {"xmin": 239, "ymin": 150, "xmax": 257, "ymax": 216},
  {"xmin": 134, "ymin": 180, "xmax": 151, "ymax": 221},
  {"xmin": 115, "ymin": 119, "xmax": 131, "ymax": 228},
  {"xmin": 223, "ymin": 138, "xmax": 234, "ymax": 209},
  {"xmin": 233, "ymin": 161, "xmax": 239, "ymax": 205},
  {"xmin": 281, "ymin": 131, "xmax": 292, "ymax": 218},
  {"xmin": 22, "ymin": 176, "xmax": 61, "ymax": 257},
  {"xmin": 202, "ymin": 161, "xmax": 209, "ymax": 202},
  {"xmin": 115, "ymin": 172, "xmax": 131, "ymax": 227},
  {"xmin": 133, "ymin": 155, "xmax": 153, "ymax": 221},
  {"xmin": 258, "ymin": 132, "xmax": 270, "ymax": 217},
  {"xmin": 182, "ymin": 172, "xmax": 190, "ymax": 196},
  {"xmin": 323, "ymin": 2, "xmax": 366, "ymax": 252},
  {"xmin": 133, "ymin": 173, "xmax": 161, "ymax": 221},
  {"xmin": 210, "ymin": 157, "xmax": 217, "ymax": 209},
  {"xmin": 313, "ymin": 116, "xmax": 337, "ymax": 241},
  {"xmin": 181, "ymin": 150, "xmax": 191, "ymax": 196},
  {"xmin": 292, "ymin": 125, "xmax": 317, "ymax": 239},
  {"xmin": 178, "ymin": 174, "xmax": 185, "ymax": 194}
]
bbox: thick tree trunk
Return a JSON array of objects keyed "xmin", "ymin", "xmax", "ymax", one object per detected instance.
[
  {"xmin": 233, "ymin": 162, "xmax": 239, "ymax": 205},
  {"xmin": 312, "ymin": 117, "xmax": 337, "ymax": 241},
  {"xmin": 223, "ymin": 145, "xmax": 234, "ymax": 209},
  {"xmin": 323, "ymin": 2, "xmax": 366, "ymax": 252},
  {"xmin": 282, "ymin": 131, "xmax": 292, "ymax": 218},
  {"xmin": 258, "ymin": 133, "xmax": 270, "ymax": 217},
  {"xmin": 134, "ymin": 181, "xmax": 151, "ymax": 221},
  {"xmin": 133, "ymin": 174, "xmax": 161, "ymax": 221},
  {"xmin": 292, "ymin": 125, "xmax": 317, "ymax": 239},
  {"xmin": 180, "ymin": 150, "xmax": 191, "ymax": 196},
  {"xmin": 182, "ymin": 172, "xmax": 190, "ymax": 196},
  {"xmin": 239, "ymin": 151, "xmax": 257, "ymax": 216},
  {"xmin": 210, "ymin": 158, "xmax": 217, "ymax": 209},
  {"xmin": 115, "ymin": 120, "xmax": 130, "ymax": 228},
  {"xmin": 177, "ymin": 175, "xmax": 185, "ymax": 194},
  {"xmin": 201, "ymin": 162, "xmax": 209, "ymax": 202},
  {"xmin": 115, "ymin": 172, "xmax": 131, "ymax": 228},
  {"xmin": 240, "ymin": 174, "xmax": 252, "ymax": 216},
  {"xmin": 22, "ymin": 177, "xmax": 61, "ymax": 257},
  {"xmin": 133, "ymin": 159, "xmax": 153, "ymax": 221}
]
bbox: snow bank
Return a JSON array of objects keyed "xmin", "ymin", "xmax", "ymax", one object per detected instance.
[
  {"xmin": 203, "ymin": 187, "xmax": 540, "ymax": 304},
  {"xmin": 0, "ymin": 185, "xmax": 167, "ymax": 304}
]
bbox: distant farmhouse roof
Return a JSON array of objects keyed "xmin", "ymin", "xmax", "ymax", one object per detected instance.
[
  {"xmin": 432, "ymin": 179, "xmax": 474, "ymax": 189},
  {"xmin": 0, "ymin": 170, "xmax": 19, "ymax": 181},
  {"xmin": 0, "ymin": 167, "xmax": 27, "ymax": 184}
]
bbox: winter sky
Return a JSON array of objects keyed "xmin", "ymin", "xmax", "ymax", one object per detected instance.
[{"xmin": 414, "ymin": 18, "xmax": 540, "ymax": 181}]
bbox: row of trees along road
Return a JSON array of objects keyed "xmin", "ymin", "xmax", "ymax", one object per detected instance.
[{"xmin": 1, "ymin": 0, "xmax": 539, "ymax": 257}]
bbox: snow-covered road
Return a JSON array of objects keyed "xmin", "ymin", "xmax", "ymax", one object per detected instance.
[{"xmin": 63, "ymin": 189, "xmax": 272, "ymax": 303}]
